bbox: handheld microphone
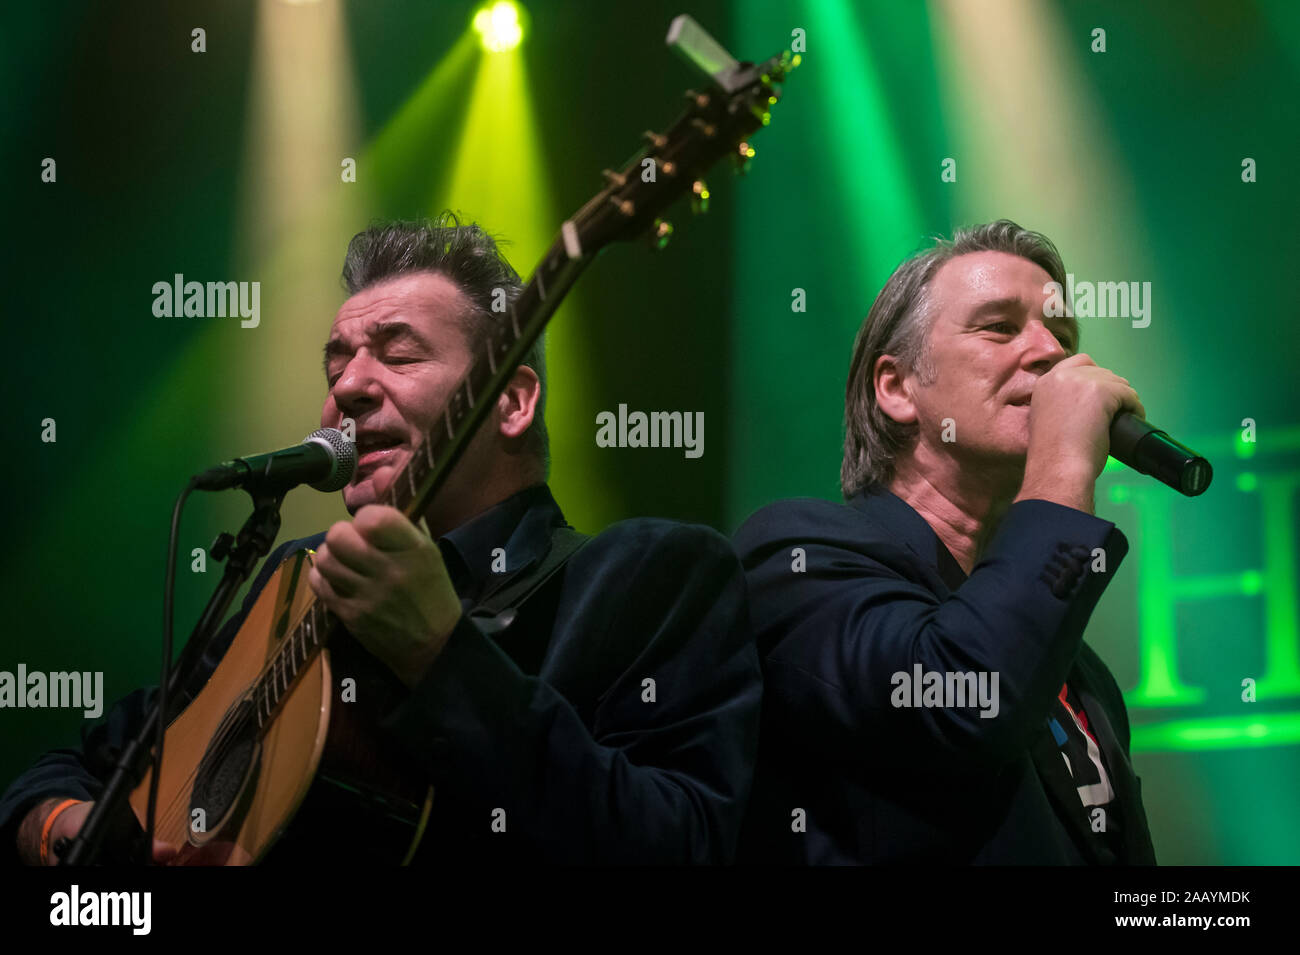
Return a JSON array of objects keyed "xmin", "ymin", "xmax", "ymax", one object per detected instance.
[
  {"xmin": 1109, "ymin": 414, "xmax": 1212, "ymax": 497},
  {"xmin": 192, "ymin": 428, "xmax": 357, "ymax": 493}
]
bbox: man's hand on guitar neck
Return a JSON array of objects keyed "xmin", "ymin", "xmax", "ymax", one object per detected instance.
[{"xmin": 308, "ymin": 504, "xmax": 464, "ymax": 689}]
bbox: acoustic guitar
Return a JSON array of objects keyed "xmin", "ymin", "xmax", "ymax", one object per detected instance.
[{"xmin": 128, "ymin": 20, "xmax": 796, "ymax": 864}]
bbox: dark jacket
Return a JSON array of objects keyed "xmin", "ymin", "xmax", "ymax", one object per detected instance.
[
  {"xmin": 733, "ymin": 484, "xmax": 1156, "ymax": 865},
  {"xmin": 0, "ymin": 485, "xmax": 761, "ymax": 865}
]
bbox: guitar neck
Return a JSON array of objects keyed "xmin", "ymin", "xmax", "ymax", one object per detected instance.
[{"xmin": 380, "ymin": 235, "xmax": 591, "ymax": 520}]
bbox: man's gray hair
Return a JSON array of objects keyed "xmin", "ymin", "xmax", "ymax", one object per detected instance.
[
  {"xmin": 840, "ymin": 219, "xmax": 1070, "ymax": 498},
  {"xmin": 342, "ymin": 212, "xmax": 549, "ymax": 474}
]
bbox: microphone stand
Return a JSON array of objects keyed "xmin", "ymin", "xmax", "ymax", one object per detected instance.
[{"xmin": 61, "ymin": 480, "xmax": 288, "ymax": 865}]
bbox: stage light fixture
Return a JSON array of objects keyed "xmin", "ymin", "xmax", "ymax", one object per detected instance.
[{"xmin": 473, "ymin": 1, "xmax": 525, "ymax": 53}]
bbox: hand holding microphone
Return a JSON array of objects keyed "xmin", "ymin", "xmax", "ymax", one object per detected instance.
[
  {"xmin": 1017, "ymin": 354, "xmax": 1211, "ymax": 511},
  {"xmin": 1108, "ymin": 412, "xmax": 1212, "ymax": 496}
]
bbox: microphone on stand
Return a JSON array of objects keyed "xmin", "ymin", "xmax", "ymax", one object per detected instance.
[{"xmin": 191, "ymin": 427, "xmax": 356, "ymax": 493}]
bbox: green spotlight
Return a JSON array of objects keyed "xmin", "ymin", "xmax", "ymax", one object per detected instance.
[{"xmin": 473, "ymin": 1, "xmax": 525, "ymax": 53}]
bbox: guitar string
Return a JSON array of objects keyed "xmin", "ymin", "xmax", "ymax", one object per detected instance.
[{"xmin": 153, "ymin": 599, "xmax": 333, "ymax": 841}]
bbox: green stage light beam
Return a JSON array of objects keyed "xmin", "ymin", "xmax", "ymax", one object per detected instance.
[
  {"xmin": 437, "ymin": 37, "xmax": 613, "ymax": 533},
  {"xmin": 727, "ymin": 0, "xmax": 926, "ymax": 527},
  {"xmin": 362, "ymin": 32, "xmax": 479, "ymax": 217},
  {"xmin": 926, "ymin": 0, "xmax": 1178, "ymax": 421},
  {"xmin": 231, "ymin": 0, "xmax": 367, "ymax": 542},
  {"xmin": 804, "ymin": 0, "xmax": 925, "ymax": 276}
]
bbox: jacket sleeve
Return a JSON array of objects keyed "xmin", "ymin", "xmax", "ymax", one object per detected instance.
[
  {"xmin": 737, "ymin": 499, "xmax": 1127, "ymax": 768},
  {"xmin": 0, "ymin": 538, "xmax": 307, "ymax": 864},
  {"xmin": 378, "ymin": 521, "xmax": 762, "ymax": 864}
]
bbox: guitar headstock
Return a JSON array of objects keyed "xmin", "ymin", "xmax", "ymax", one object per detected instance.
[
  {"xmin": 377, "ymin": 20, "xmax": 795, "ymax": 524},
  {"xmin": 564, "ymin": 22, "xmax": 797, "ymax": 255}
]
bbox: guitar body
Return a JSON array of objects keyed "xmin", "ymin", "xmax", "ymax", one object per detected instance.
[{"xmin": 128, "ymin": 549, "xmax": 433, "ymax": 865}]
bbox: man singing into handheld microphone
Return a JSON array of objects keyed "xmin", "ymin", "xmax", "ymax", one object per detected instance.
[{"xmin": 736, "ymin": 220, "xmax": 1157, "ymax": 864}]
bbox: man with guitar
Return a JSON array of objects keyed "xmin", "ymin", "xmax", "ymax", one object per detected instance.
[{"xmin": 3, "ymin": 214, "xmax": 761, "ymax": 865}]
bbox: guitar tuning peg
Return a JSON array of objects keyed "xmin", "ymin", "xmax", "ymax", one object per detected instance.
[
  {"xmin": 732, "ymin": 141, "xmax": 756, "ymax": 175},
  {"xmin": 689, "ymin": 117, "xmax": 716, "ymax": 138},
  {"xmin": 602, "ymin": 168, "xmax": 627, "ymax": 188},
  {"xmin": 683, "ymin": 89, "xmax": 710, "ymax": 109},
  {"xmin": 690, "ymin": 180, "xmax": 710, "ymax": 215},
  {"xmin": 650, "ymin": 218, "xmax": 673, "ymax": 251},
  {"xmin": 642, "ymin": 130, "xmax": 667, "ymax": 149}
]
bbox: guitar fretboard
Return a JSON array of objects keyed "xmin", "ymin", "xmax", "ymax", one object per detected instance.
[
  {"xmin": 253, "ymin": 598, "xmax": 333, "ymax": 730},
  {"xmin": 380, "ymin": 249, "xmax": 577, "ymax": 518}
]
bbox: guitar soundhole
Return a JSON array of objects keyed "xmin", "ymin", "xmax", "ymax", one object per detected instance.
[{"xmin": 190, "ymin": 701, "xmax": 261, "ymax": 845}]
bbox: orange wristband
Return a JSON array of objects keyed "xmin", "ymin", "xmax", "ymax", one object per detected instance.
[{"xmin": 39, "ymin": 799, "xmax": 84, "ymax": 865}]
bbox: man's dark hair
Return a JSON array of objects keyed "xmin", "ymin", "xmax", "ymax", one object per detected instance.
[
  {"xmin": 342, "ymin": 212, "xmax": 549, "ymax": 474},
  {"xmin": 841, "ymin": 219, "xmax": 1072, "ymax": 498}
]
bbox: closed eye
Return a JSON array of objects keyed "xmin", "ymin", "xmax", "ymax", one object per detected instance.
[{"xmin": 326, "ymin": 354, "xmax": 424, "ymax": 387}]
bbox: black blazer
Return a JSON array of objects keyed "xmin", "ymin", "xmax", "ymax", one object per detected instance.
[
  {"xmin": 0, "ymin": 485, "xmax": 761, "ymax": 865},
  {"xmin": 733, "ymin": 484, "xmax": 1156, "ymax": 865}
]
